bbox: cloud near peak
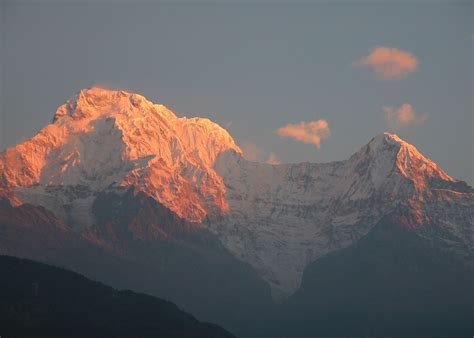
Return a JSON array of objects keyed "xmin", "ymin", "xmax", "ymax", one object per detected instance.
[
  {"xmin": 275, "ymin": 119, "xmax": 330, "ymax": 148},
  {"xmin": 266, "ymin": 152, "xmax": 281, "ymax": 165},
  {"xmin": 355, "ymin": 46, "xmax": 418, "ymax": 80},
  {"xmin": 241, "ymin": 142, "xmax": 281, "ymax": 164},
  {"xmin": 384, "ymin": 103, "xmax": 427, "ymax": 129},
  {"xmin": 241, "ymin": 142, "xmax": 261, "ymax": 161}
]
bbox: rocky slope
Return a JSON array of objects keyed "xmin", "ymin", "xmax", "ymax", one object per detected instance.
[{"xmin": 1, "ymin": 87, "xmax": 472, "ymax": 304}]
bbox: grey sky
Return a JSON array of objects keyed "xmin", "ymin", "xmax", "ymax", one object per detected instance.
[{"xmin": 1, "ymin": 1, "xmax": 473, "ymax": 183}]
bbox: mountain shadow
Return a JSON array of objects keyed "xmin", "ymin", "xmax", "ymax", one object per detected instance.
[
  {"xmin": 0, "ymin": 195, "xmax": 274, "ymax": 337},
  {"xmin": 271, "ymin": 216, "xmax": 473, "ymax": 338},
  {"xmin": 0, "ymin": 255, "xmax": 234, "ymax": 338},
  {"xmin": 86, "ymin": 189, "xmax": 274, "ymax": 335}
]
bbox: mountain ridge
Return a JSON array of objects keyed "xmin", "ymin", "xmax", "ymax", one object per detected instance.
[
  {"xmin": 211, "ymin": 130, "xmax": 472, "ymax": 298},
  {"xmin": 0, "ymin": 87, "xmax": 472, "ymax": 300}
]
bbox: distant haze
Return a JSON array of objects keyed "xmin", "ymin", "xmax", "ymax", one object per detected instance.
[{"xmin": 1, "ymin": 1, "xmax": 472, "ymax": 183}]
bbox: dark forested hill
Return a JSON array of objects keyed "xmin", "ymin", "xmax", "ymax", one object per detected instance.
[{"xmin": 0, "ymin": 255, "xmax": 234, "ymax": 338}]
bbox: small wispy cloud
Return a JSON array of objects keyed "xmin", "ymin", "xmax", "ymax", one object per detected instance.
[
  {"xmin": 266, "ymin": 152, "xmax": 281, "ymax": 165},
  {"xmin": 384, "ymin": 103, "xmax": 427, "ymax": 129},
  {"xmin": 275, "ymin": 119, "xmax": 330, "ymax": 148},
  {"xmin": 241, "ymin": 142, "xmax": 261, "ymax": 161},
  {"xmin": 355, "ymin": 46, "xmax": 418, "ymax": 80},
  {"xmin": 241, "ymin": 142, "xmax": 281, "ymax": 165}
]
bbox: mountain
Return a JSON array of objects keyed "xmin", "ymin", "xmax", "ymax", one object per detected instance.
[
  {"xmin": 0, "ymin": 87, "xmax": 472, "ymax": 336},
  {"xmin": 211, "ymin": 131, "xmax": 473, "ymax": 299},
  {"xmin": 0, "ymin": 87, "xmax": 241, "ymax": 225},
  {"xmin": 0, "ymin": 255, "xmax": 234, "ymax": 338},
  {"xmin": 0, "ymin": 191, "xmax": 273, "ymax": 336},
  {"xmin": 274, "ymin": 215, "xmax": 473, "ymax": 337}
]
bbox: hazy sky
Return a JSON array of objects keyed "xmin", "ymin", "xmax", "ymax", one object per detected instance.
[{"xmin": 1, "ymin": 1, "xmax": 473, "ymax": 183}]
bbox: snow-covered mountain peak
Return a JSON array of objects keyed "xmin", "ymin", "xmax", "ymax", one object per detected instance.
[
  {"xmin": 365, "ymin": 132, "xmax": 405, "ymax": 153},
  {"xmin": 364, "ymin": 132, "xmax": 422, "ymax": 160},
  {"xmin": 51, "ymin": 87, "xmax": 241, "ymax": 160},
  {"xmin": 53, "ymin": 87, "xmax": 176, "ymax": 123},
  {"xmin": 1, "ymin": 87, "xmax": 241, "ymax": 222},
  {"xmin": 359, "ymin": 132, "xmax": 455, "ymax": 188}
]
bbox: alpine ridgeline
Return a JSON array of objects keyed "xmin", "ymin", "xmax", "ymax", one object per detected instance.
[{"xmin": 1, "ymin": 87, "xmax": 472, "ymax": 335}]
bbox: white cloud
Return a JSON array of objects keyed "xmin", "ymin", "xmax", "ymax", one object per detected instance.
[
  {"xmin": 383, "ymin": 103, "xmax": 427, "ymax": 129},
  {"xmin": 355, "ymin": 46, "xmax": 418, "ymax": 80},
  {"xmin": 275, "ymin": 119, "xmax": 330, "ymax": 148}
]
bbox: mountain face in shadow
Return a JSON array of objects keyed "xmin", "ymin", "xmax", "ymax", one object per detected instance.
[
  {"xmin": 0, "ymin": 195, "xmax": 273, "ymax": 337},
  {"xmin": 273, "ymin": 215, "xmax": 473, "ymax": 338},
  {"xmin": 0, "ymin": 255, "xmax": 234, "ymax": 338},
  {"xmin": 85, "ymin": 189, "xmax": 274, "ymax": 333}
]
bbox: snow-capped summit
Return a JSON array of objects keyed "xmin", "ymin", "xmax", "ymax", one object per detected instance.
[
  {"xmin": 0, "ymin": 88, "xmax": 471, "ymax": 300},
  {"xmin": 0, "ymin": 87, "xmax": 241, "ymax": 223},
  {"xmin": 364, "ymin": 132, "xmax": 454, "ymax": 187}
]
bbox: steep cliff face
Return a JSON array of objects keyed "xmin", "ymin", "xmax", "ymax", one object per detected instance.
[{"xmin": 1, "ymin": 88, "xmax": 472, "ymax": 302}]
